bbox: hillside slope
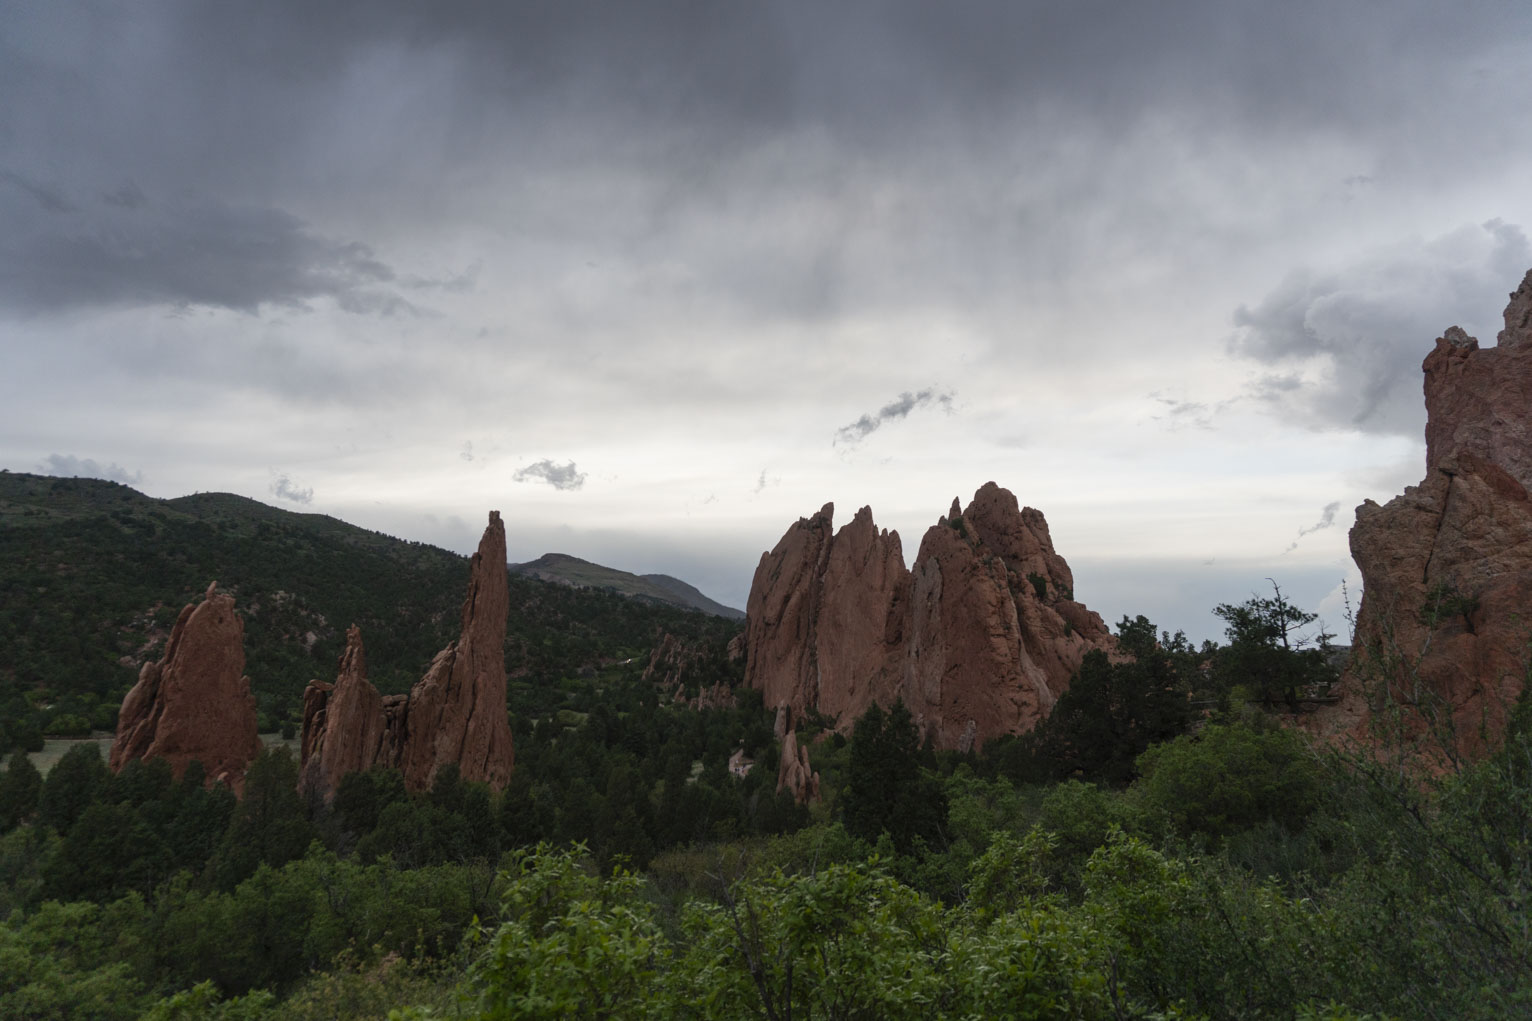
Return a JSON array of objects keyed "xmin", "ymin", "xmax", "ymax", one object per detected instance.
[
  {"xmin": 0, "ymin": 473, "xmax": 741, "ymax": 752},
  {"xmin": 511, "ymin": 552, "xmax": 744, "ymax": 619}
]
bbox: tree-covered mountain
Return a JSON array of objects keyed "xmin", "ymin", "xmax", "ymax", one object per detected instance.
[{"xmin": 0, "ymin": 472, "xmax": 741, "ymax": 751}]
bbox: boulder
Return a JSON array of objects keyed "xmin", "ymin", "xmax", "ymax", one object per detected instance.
[{"xmin": 110, "ymin": 581, "xmax": 261, "ymax": 790}]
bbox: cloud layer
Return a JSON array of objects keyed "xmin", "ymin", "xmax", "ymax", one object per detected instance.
[{"xmin": 1231, "ymin": 221, "xmax": 1531, "ymax": 436}]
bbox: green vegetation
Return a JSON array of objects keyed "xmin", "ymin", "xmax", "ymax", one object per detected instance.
[
  {"xmin": 3, "ymin": 477, "xmax": 1528, "ymax": 1016},
  {"xmin": 0, "ymin": 473, "xmax": 741, "ymax": 753}
]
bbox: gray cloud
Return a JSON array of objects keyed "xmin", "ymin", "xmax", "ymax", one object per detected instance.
[
  {"xmin": 269, "ymin": 473, "xmax": 314, "ymax": 504},
  {"xmin": 514, "ymin": 459, "xmax": 587, "ymax": 491},
  {"xmin": 1283, "ymin": 500, "xmax": 1342, "ymax": 554},
  {"xmin": 836, "ymin": 389, "xmax": 954, "ymax": 446},
  {"xmin": 0, "ymin": 181, "xmax": 410, "ymax": 316},
  {"xmin": 37, "ymin": 454, "xmax": 142, "ymax": 486},
  {"xmin": 1, "ymin": 170, "xmax": 75, "ymax": 214},
  {"xmin": 1230, "ymin": 220, "xmax": 1532, "ymax": 435}
]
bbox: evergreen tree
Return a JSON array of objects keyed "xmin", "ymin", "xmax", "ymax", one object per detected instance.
[
  {"xmin": 38, "ymin": 742, "xmax": 111, "ymax": 833},
  {"xmin": 0, "ymin": 751, "xmax": 42, "ymax": 832},
  {"xmin": 210, "ymin": 747, "xmax": 314, "ymax": 890},
  {"xmin": 842, "ymin": 700, "xmax": 947, "ymax": 852}
]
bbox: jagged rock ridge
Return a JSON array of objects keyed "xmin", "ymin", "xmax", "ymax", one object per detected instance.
[
  {"xmin": 300, "ymin": 511, "xmax": 516, "ymax": 800},
  {"xmin": 1338, "ymin": 269, "xmax": 1532, "ymax": 757},
  {"xmin": 743, "ymin": 483, "xmax": 1116, "ymax": 761},
  {"xmin": 110, "ymin": 581, "xmax": 262, "ymax": 791}
]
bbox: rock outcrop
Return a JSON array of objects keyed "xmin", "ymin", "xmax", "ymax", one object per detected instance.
[
  {"xmin": 110, "ymin": 582, "xmax": 262, "ymax": 790},
  {"xmin": 1341, "ymin": 271, "xmax": 1532, "ymax": 758},
  {"xmin": 743, "ymin": 484, "xmax": 1115, "ymax": 756},
  {"xmin": 299, "ymin": 626, "xmax": 390, "ymax": 799},
  {"xmin": 743, "ymin": 503, "xmax": 835, "ymax": 720},
  {"xmin": 776, "ymin": 729, "xmax": 820, "ymax": 803},
  {"xmin": 299, "ymin": 512, "xmax": 516, "ymax": 800}
]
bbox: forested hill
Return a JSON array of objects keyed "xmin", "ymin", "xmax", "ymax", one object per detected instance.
[{"xmin": 0, "ymin": 472, "xmax": 742, "ymax": 753}]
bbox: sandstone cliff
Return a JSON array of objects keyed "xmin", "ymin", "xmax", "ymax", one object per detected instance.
[
  {"xmin": 299, "ymin": 511, "xmax": 516, "ymax": 800},
  {"xmin": 1341, "ymin": 271, "xmax": 1532, "ymax": 758},
  {"xmin": 743, "ymin": 485, "xmax": 1115, "ymax": 756},
  {"xmin": 110, "ymin": 581, "xmax": 262, "ymax": 790}
]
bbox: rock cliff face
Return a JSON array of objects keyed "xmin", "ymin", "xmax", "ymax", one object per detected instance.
[
  {"xmin": 1342, "ymin": 271, "xmax": 1532, "ymax": 757},
  {"xmin": 110, "ymin": 582, "xmax": 262, "ymax": 790},
  {"xmin": 743, "ymin": 484, "xmax": 1115, "ymax": 758},
  {"xmin": 813, "ymin": 506, "xmax": 910, "ymax": 725},
  {"xmin": 299, "ymin": 626, "xmax": 390, "ymax": 799},
  {"xmin": 299, "ymin": 512, "xmax": 516, "ymax": 800},
  {"xmin": 743, "ymin": 503, "xmax": 835, "ymax": 720}
]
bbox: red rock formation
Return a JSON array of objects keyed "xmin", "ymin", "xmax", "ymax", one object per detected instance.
[
  {"xmin": 299, "ymin": 512, "xmax": 515, "ymax": 800},
  {"xmin": 904, "ymin": 508, "xmax": 1031, "ymax": 753},
  {"xmin": 399, "ymin": 510, "xmax": 516, "ymax": 792},
  {"xmin": 110, "ymin": 582, "xmax": 261, "ymax": 789},
  {"xmin": 743, "ymin": 485, "xmax": 1115, "ymax": 755},
  {"xmin": 776, "ymin": 729, "xmax": 820, "ymax": 803},
  {"xmin": 815, "ymin": 506, "xmax": 910, "ymax": 725},
  {"xmin": 299, "ymin": 626, "xmax": 389, "ymax": 800},
  {"xmin": 1340, "ymin": 273, "xmax": 1532, "ymax": 758},
  {"xmin": 742, "ymin": 503, "xmax": 835, "ymax": 726}
]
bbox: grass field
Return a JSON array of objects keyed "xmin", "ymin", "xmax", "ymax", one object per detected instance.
[{"xmin": 27, "ymin": 732, "xmax": 301, "ymax": 777}]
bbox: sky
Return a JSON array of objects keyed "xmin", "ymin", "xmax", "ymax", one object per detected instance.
[{"xmin": 5, "ymin": 1, "xmax": 1532, "ymax": 644}]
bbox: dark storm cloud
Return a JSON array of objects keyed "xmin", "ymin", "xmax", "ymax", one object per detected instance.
[
  {"xmin": 1230, "ymin": 220, "xmax": 1532, "ymax": 435},
  {"xmin": 0, "ymin": 180, "xmax": 410, "ymax": 315},
  {"xmin": 37, "ymin": 454, "xmax": 142, "ymax": 486},
  {"xmin": 153, "ymin": 1, "xmax": 1532, "ymax": 142},
  {"xmin": 836, "ymin": 389, "xmax": 953, "ymax": 446},
  {"xmin": 514, "ymin": 459, "xmax": 587, "ymax": 492},
  {"xmin": 269, "ymin": 473, "xmax": 314, "ymax": 505},
  {"xmin": 5, "ymin": 1, "xmax": 1529, "ymax": 332}
]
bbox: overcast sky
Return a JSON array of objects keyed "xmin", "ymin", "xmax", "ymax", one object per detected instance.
[{"xmin": 5, "ymin": 1, "xmax": 1532, "ymax": 643}]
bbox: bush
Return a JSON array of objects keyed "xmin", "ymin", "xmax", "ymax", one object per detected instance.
[{"xmin": 1134, "ymin": 723, "xmax": 1321, "ymax": 843}]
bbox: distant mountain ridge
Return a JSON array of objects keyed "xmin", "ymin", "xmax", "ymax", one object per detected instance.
[{"xmin": 510, "ymin": 552, "xmax": 744, "ymax": 619}]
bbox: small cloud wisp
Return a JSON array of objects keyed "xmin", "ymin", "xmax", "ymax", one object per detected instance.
[{"xmin": 514, "ymin": 459, "xmax": 587, "ymax": 491}]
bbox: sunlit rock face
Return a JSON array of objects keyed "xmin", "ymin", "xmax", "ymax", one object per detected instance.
[
  {"xmin": 743, "ymin": 484, "xmax": 1116, "ymax": 755},
  {"xmin": 299, "ymin": 511, "xmax": 515, "ymax": 801},
  {"xmin": 110, "ymin": 582, "xmax": 262, "ymax": 792},
  {"xmin": 1338, "ymin": 271, "xmax": 1532, "ymax": 758}
]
